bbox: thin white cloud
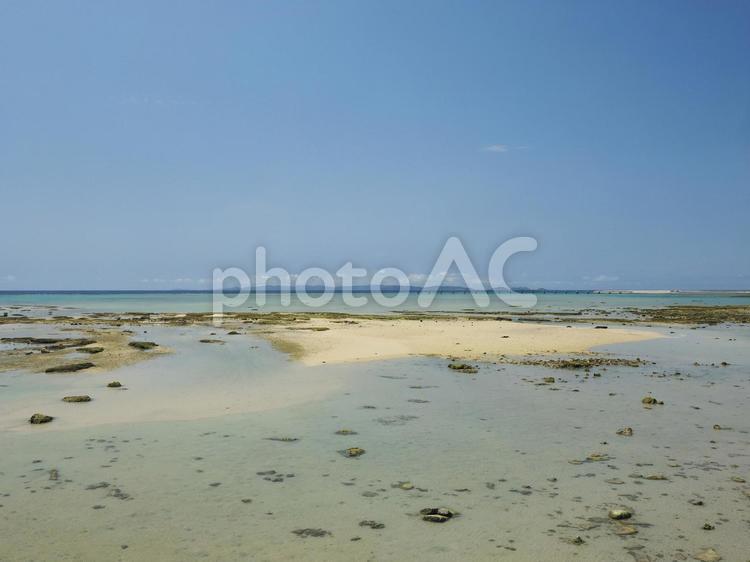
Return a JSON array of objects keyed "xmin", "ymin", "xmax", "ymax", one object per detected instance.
[
  {"xmin": 482, "ymin": 144, "xmax": 530, "ymax": 153},
  {"xmin": 483, "ymin": 144, "xmax": 509, "ymax": 153},
  {"xmin": 118, "ymin": 94, "xmax": 199, "ymax": 107},
  {"xmin": 2, "ymin": 274, "xmax": 16, "ymax": 282},
  {"xmin": 583, "ymin": 275, "xmax": 620, "ymax": 283}
]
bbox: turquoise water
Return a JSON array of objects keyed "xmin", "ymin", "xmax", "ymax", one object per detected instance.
[{"xmin": 1, "ymin": 291, "xmax": 749, "ymax": 315}]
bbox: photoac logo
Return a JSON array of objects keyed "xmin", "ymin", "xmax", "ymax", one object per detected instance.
[{"xmin": 212, "ymin": 236, "xmax": 537, "ymax": 323}]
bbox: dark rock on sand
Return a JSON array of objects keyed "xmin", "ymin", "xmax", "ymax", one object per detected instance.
[
  {"xmin": 448, "ymin": 363, "xmax": 478, "ymax": 374},
  {"xmin": 45, "ymin": 362, "xmax": 95, "ymax": 373},
  {"xmin": 62, "ymin": 395, "xmax": 92, "ymax": 403},
  {"xmin": 359, "ymin": 520, "xmax": 385, "ymax": 529},
  {"xmin": 128, "ymin": 341, "xmax": 158, "ymax": 350},
  {"xmin": 2, "ymin": 337, "xmax": 95, "ymax": 349},
  {"xmin": 641, "ymin": 396, "xmax": 664, "ymax": 405},
  {"xmin": 29, "ymin": 413, "xmax": 54, "ymax": 424},
  {"xmin": 335, "ymin": 429, "xmax": 358, "ymax": 435}
]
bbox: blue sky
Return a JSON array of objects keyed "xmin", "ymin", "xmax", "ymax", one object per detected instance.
[{"xmin": 1, "ymin": 0, "xmax": 748, "ymax": 290}]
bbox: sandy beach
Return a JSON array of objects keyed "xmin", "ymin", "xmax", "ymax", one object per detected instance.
[{"xmin": 259, "ymin": 317, "xmax": 662, "ymax": 365}]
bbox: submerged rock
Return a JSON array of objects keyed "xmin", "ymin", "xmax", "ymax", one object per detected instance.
[
  {"xmin": 62, "ymin": 395, "xmax": 92, "ymax": 403},
  {"xmin": 107, "ymin": 381, "xmax": 122, "ymax": 388},
  {"xmin": 359, "ymin": 520, "xmax": 385, "ymax": 529},
  {"xmin": 45, "ymin": 362, "xmax": 95, "ymax": 373},
  {"xmin": 340, "ymin": 447, "xmax": 366, "ymax": 458},
  {"xmin": 565, "ymin": 536, "xmax": 585, "ymax": 545},
  {"xmin": 29, "ymin": 413, "xmax": 54, "ymax": 424},
  {"xmin": 586, "ymin": 452, "xmax": 610, "ymax": 462},
  {"xmin": 334, "ymin": 429, "xmax": 357, "ymax": 435},
  {"xmin": 614, "ymin": 524, "xmax": 638, "ymax": 536},
  {"xmin": 108, "ymin": 487, "xmax": 132, "ymax": 500},
  {"xmin": 641, "ymin": 395, "xmax": 664, "ymax": 405},
  {"xmin": 292, "ymin": 528, "xmax": 331, "ymax": 538},
  {"xmin": 616, "ymin": 427, "xmax": 634, "ymax": 436},
  {"xmin": 693, "ymin": 548, "xmax": 721, "ymax": 561}
]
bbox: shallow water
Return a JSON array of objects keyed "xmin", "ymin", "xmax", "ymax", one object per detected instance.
[{"xmin": 1, "ymin": 320, "xmax": 749, "ymax": 561}]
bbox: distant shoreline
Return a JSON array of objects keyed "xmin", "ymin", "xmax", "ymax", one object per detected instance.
[{"xmin": 1, "ymin": 288, "xmax": 749, "ymax": 295}]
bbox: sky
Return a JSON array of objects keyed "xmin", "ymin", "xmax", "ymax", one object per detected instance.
[{"xmin": 1, "ymin": 0, "xmax": 749, "ymax": 291}]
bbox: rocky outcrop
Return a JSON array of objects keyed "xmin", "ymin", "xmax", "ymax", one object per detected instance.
[
  {"xmin": 62, "ymin": 395, "xmax": 92, "ymax": 403},
  {"xmin": 45, "ymin": 362, "xmax": 95, "ymax": 373}
]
